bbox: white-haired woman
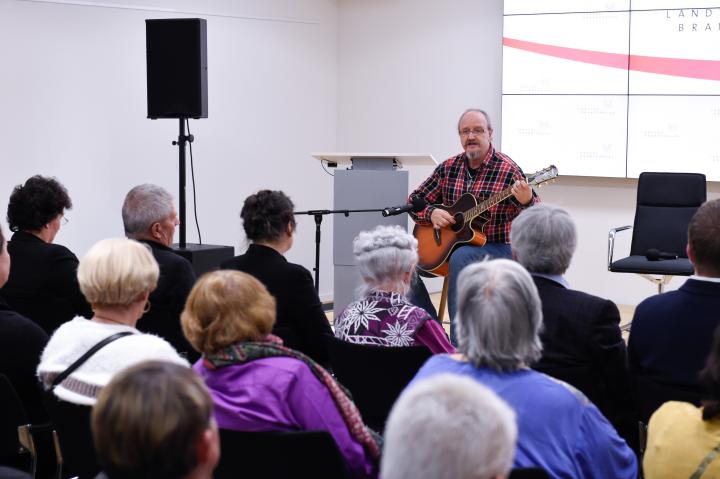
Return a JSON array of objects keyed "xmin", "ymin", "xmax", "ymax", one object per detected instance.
[
  {"xmin": 408, "ymin": 259, "xmax": 637, "ymax": 478},
  {"xmin": 382, "ymin": 374, "xmax": 517, "ymax": 479},
  {"xmin": 334, "ymin": 225, "xmax": 454, "ymax": 353},
  {"xmin": 37, "ymin": 238, "xmax": 188, "ymax": 405}
]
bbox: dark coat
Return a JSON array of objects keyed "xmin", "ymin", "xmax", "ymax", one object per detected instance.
[
  {"xmin": 136, "ymin": 240, "xmax": 197, "ymax": 362},
  {"xmin": 0, "ymin": 298, "xmax": 49, "ymax": 422},
  {"xmin": 2, "ymin": 231, "xmax": 92, "ymax": 334},
  {"xmin": 532, "ymin": 276, "xmax": 632, "ymax": 419},
  {"xmin": 221, "ymin": 244, "xmax": 332, "ymax": 365},
  {"xmin": 628, "ymin": 278, "xmax": 720, "ymax": 388}
]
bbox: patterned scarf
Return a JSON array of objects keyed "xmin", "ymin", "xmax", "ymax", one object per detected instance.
[{"xmin": 204, "ymin": 338, "xmax": 381, "ymax": 459}]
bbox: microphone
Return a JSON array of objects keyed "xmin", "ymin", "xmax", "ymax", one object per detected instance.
[
  {"xmin": 645, "ymin": 248, "xmax": 679, "ymax": 261},
  {"xmin": 381, "ymin": 197, "xmax": 427, "ymax": 217}
]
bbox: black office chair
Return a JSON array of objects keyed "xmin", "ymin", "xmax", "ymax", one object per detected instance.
[
  {"xmin": 42, "ymin": 393, "xmax": 98, "ymax": 479},
  {"xmin": 215, "ymin": 429, "xmax": 351, "ymax": 479},
  {"xmin": 325, "ymin": 335, "xmax": 432, "ymax": 432},
  {"xmin": 608, "ymin": 172, "xmax": 706, "ymax": 293}
]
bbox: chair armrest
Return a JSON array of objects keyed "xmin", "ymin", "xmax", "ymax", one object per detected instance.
[{"xmin": 608, "ymin": 225, "xmax": 632, "ymax": 269}]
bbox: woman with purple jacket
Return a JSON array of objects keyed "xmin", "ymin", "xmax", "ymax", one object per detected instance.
[
  {"xmin": 181, "ymin": 270, "xmax": 379, "ymax": 478},
  {"xmin": 334, "ymin": 225, "xmax": 454, "ymax": 354}
]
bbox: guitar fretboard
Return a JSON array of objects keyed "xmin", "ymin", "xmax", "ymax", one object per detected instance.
[
  {"xmin": 465, "ymin": 185, "xmax": 516, "ymax": 223},
  {"xmin": 459, "ymin": 166, "xmax": 557, "ymax": 225}
]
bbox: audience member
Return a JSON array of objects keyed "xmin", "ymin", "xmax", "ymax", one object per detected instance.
[
  {"xmin": 382, "ymin": 374, "xmax": 516, "ymax": 479},
  {"xmin": 629, "ymin": 198, "xmax": 720, "ymax": 389},
  {"xmin": 334, "ymin": 225, "xmax": 453, "ymax": 353},
  {"xmin": 643, "ymin": 324, "xmax": 720, "ymax": 478},
  {"xmin": 92, "ymin": 361, "xmax": 219, "ymax": 479},
  {"xmin": 0, "ymin": 225, "xmax": 49, "ymax": 423},
  {"xmin": 37, "ymin": 238, "xmax": 188, "ymax": 405},
  {"xmin": 221, "ymin": 190, "xmax": 332, "ymax": 365},
  {"xmin": 408, "ymin": 259, "xmax": 637, "ymax": 478},
  {"xmin": 2, "ymin": 175, "xmax": 91, "ymax": 333},
  {"xmin": 181, "ymin": 270, "xmax": 379, "ymax": 478},
  {"xmin": 510, "ymin": 204, "xmax": 632, "ymax": 428},
  {"xmin": 122, "ymin": 184, "xmax": 197, "ymax": 361}
]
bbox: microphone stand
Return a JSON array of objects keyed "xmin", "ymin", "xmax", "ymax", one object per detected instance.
[{"xmin": 294, "ymin": 207, "xmax": 387, "ymax": 292}]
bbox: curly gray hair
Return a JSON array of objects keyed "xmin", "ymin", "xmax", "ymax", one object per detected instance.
[{"xmin": 353, "ymin": 225, "xmax": 418, "ymax": 296}]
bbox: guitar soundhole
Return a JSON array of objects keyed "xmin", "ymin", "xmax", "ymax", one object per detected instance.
[{"xmin": 451, "ymin": 213, "xmax": 464, "ymax": 232}]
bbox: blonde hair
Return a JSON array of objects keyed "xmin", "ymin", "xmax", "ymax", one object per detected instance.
[
  {"xmin": 78, "ymin": 238, "xmax": 159, "ymax": 307},
  {"xmin": 181, "ymin": 270, "xmax": 276, "ymax": 354}
]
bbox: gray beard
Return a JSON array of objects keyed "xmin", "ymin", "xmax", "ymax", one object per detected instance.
[{"xmin": 466, "ymin": 150, "xmax": 481, "ymax": 162}]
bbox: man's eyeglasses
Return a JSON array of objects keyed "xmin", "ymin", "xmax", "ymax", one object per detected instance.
[
  {"xmin": 61, "ymin": 215, "xmax": 69, "ymax": 226},
  {"xmin": 459, "ymin": 128, "xmax": 488, "ymax": 137}
]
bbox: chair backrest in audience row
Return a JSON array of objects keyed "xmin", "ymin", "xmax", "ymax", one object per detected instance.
[{"xmin": 325, "ymin": 335, "xmax": 432, "ymax": 433}]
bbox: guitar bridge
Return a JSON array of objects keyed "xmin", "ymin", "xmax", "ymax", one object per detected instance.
[{"xmin": 433, "ymin": 228, "xmax": 441, "ymax": 246}]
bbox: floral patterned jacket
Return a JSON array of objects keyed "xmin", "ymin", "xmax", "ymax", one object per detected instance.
[{"xmin": 334, "ymin": 290, "xmax": 455, "ymax": 354}]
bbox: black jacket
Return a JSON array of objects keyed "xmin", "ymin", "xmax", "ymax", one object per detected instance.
[
  {"xmin": 136, "ymin": 240, "xmax": 198, "ymax": 362},
  {"xmin": 222, "ymin": 244, "xmax": 332, "ymax": 365},
  {"xmin": 0, "ymin": 297, "xmax": 49, "ymax": 422},
  {"xmin": 2, "ymin": 231, "xmax": 92, "ymax": 334},
  {"xmin": 532, "ymin": 275, "xmax": 632, "ymax": 420},
  {"xmin": 629, "ymin": 278, "xmax": 720, "ymax": 388}
]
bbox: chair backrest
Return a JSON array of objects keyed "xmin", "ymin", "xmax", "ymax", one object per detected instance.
[
  {"xmin": 634, "ymin": 374, "xmax": 706, "ymax": 424},
  {"xmin": 43, "ymin": 392, "xmax": 98, "ymax": 479},
  {"xmin": 214, "ymin": 429, "xmax": 351, "ymax": 479},
  {"xmin": 0, "ymin": 374, "xmax": 28, "ymax": 461},
  {"xmin": 17, "ymin": 423, "xmax": 62, "ymax": 479},
  {"xmin": 326, "ymin": 335, "xmax": 432, "ymax": 432},
  {"xmin": 508, "ymin": 467, "xmax": 551, "ymax": 478},
  {"xmin": 629, "ymin": 172, "xmax": 706, "ymax": 257}
]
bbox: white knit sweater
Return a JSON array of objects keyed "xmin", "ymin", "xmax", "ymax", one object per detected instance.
[{"xmin": 37, "ymin": 317, "xmax": 190, "ymax": 405}]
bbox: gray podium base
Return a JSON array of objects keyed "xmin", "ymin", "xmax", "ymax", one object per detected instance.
[{"xmin": 333, "ymin": 169, "xmax": 408, "ymax": 315}]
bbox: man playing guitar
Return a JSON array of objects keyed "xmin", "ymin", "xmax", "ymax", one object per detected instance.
[{"xmin": 408, "ymin": 108, "xmax": 539, "ymax": 343}]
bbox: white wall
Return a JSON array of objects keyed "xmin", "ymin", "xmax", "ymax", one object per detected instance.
[
  {"xmin": 0, "ymin": 0, "xmax": 339, "ymax": 298},
  {"xmin": 337, "ymin": 0, "xmax": 720, "ymax": 306},
  {"xmin": 3, "ymin": 0, "xmax": 717, "ymax": 307}
]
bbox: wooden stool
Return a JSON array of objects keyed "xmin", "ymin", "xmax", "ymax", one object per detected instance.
[{"xmin": 438, "ymin": 276, "xmax": 450, "ymax": 322}]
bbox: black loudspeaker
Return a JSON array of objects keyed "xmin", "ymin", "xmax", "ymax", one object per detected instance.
[{"xmin": 146, "ymin": 18, "xmax": 208, "ymax": 119}]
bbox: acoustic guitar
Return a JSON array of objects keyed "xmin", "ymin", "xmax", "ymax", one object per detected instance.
[{"xmin": 413, "ymin": 165, "xmax": 558, "ymax": 276}]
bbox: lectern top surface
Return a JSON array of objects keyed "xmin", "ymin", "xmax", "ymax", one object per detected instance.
[{"xmin": 311, "ymin": 152, "xmax": 437, "ymax": 168}]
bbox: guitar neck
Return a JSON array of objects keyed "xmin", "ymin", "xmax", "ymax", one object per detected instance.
[{"xmin": 466, "ymin": 184, "xmax": 515, "ymax": 221}]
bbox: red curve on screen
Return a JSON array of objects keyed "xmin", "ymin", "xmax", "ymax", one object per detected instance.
[{"xmin": 503, "ymin": 37, "xmax": 720, "ymax": 82}]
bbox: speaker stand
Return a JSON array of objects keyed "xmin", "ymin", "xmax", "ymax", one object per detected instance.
[{"xmin": 170, "ymin": 118, "xmax": 234, "ymax": 275}]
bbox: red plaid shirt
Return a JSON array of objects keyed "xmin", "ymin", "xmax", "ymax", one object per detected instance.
[{"xmin": 409, "ymin": 147, "xmax": 538, "ymax": 244}]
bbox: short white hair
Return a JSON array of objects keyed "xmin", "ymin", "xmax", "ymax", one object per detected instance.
[
  {"xmin": 353, "ymin": 225, "xmax": 418, "ymax": 295},
  {"xmin": 382, "ymin": 374, "xmax": 517, "ymax": 479}
]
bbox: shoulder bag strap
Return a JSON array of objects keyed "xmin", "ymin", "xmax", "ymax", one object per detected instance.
[
  {"xmin": 49, "ymin": 331, "xmax": 134, "ymax": 391},
  {"xmin": 690, "ymin": 440, "xmax": 720, "ymax": 479}
]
